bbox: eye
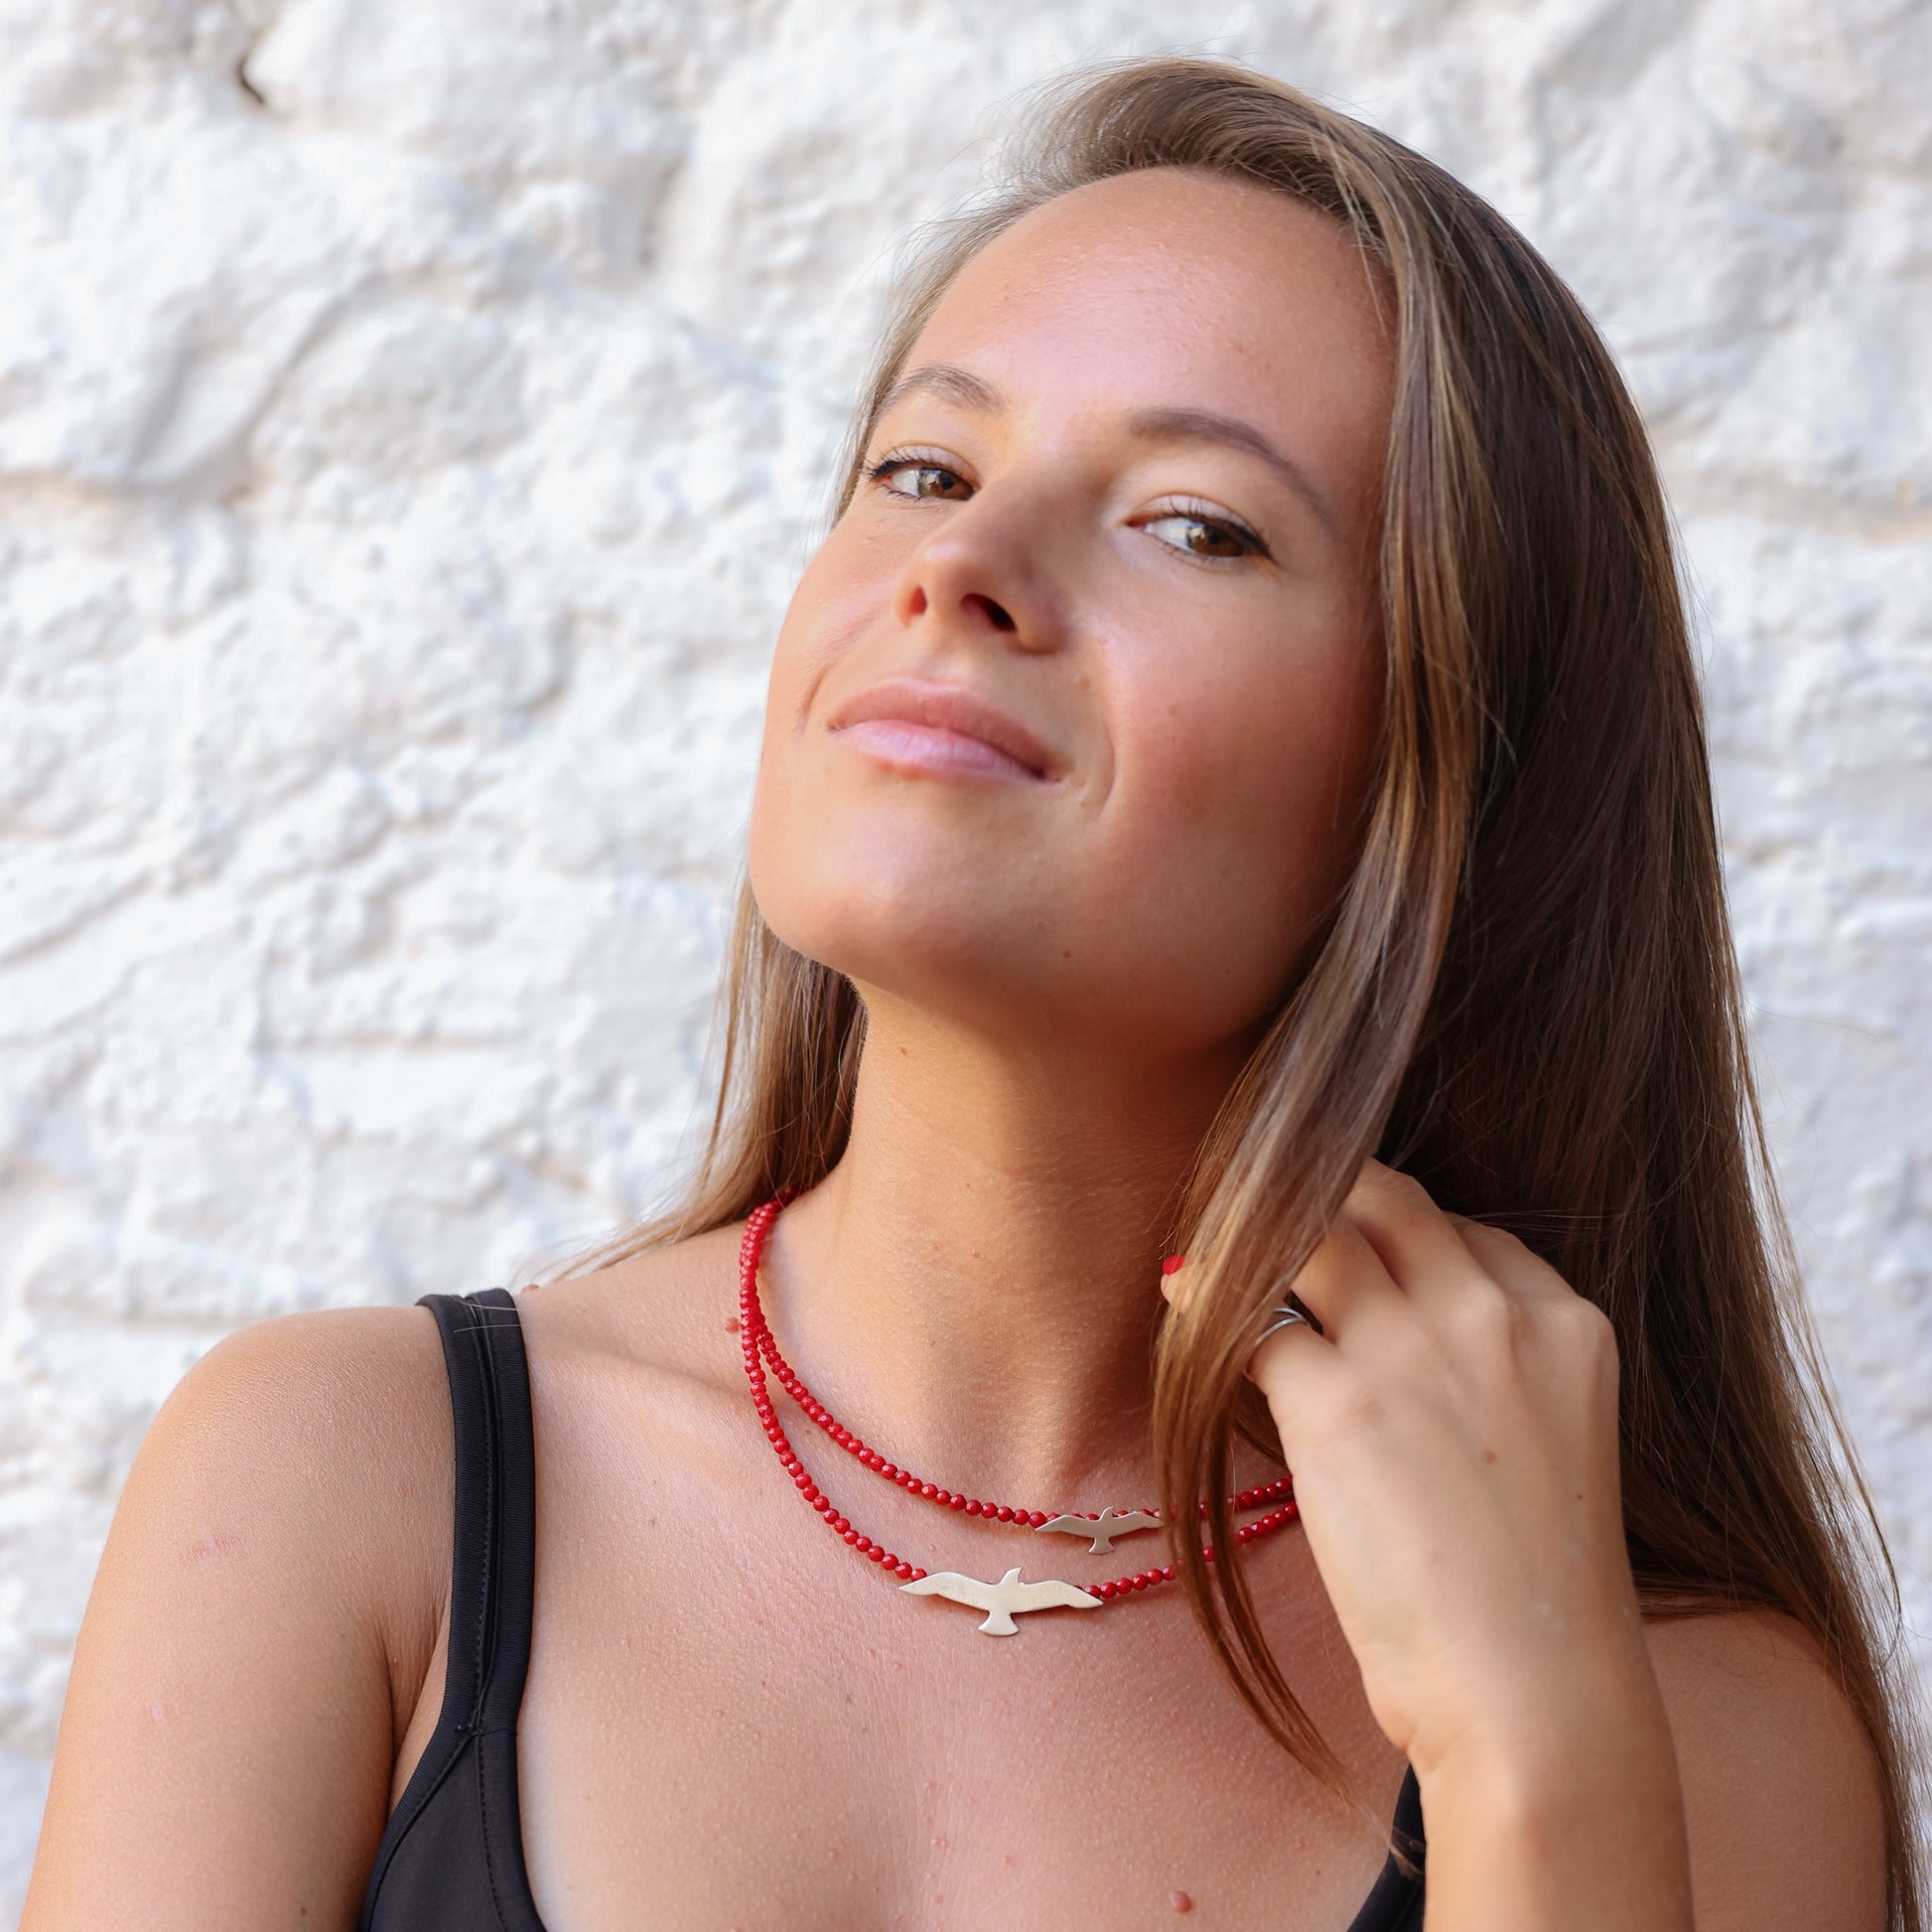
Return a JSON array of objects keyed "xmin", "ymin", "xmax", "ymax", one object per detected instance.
[
  {"xmin": 868, "ymin": 449, "xmax": 975, "ymax": 502},
  {"xmin": 1141, "ymin": 500, "xmax": 1269, "ymax": 564}
]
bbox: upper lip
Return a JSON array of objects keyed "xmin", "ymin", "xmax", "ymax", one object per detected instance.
[{"xmin": 826, "ymin": 677, "xmax": 1062, "ymax": 779}]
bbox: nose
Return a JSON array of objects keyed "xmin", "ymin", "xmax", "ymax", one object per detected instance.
[
  {"xmin": 903, "ymin": 584, "xmax": 1016, "ymax": 632},
  {"xmin": 889, "ymin": 488, "xmax": 1065, "ymax": 654}
]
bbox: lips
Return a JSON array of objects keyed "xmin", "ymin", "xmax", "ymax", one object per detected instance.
[{"xmin": 826, "ymin": 677, "xmax": 1061, "ymax": 782}]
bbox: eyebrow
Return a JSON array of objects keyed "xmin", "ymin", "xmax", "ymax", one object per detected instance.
[
  {"xmin": 1124, "ymin": 406, "xmax": 1338, "ymax": 539},
  {"xmin": 875, "ymin": 363, "xmax": 1338, "ymax": 540},
  {"xmin": 876, "ymin": 361, "xmax": 1004, "ymax": 417}
]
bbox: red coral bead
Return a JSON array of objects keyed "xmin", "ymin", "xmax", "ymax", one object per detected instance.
[{"xmin": 737, "ymin": 1194, "xmax": 1305, "ymax": 1608}]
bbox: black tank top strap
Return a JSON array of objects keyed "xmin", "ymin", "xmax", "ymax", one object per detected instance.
[
  {"xmin": 355, "ymin": 1285, "xmax": 1423, "ymax": 1931},
  {"xmin": 1346, "ymin": 1765, "xmax": 1426, "ymax": 1930},
  {"xmin": 359, "ymin": 1289, "xmax": 546, "ymax": 1932}
]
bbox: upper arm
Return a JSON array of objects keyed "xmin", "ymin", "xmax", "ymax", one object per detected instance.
[
  {"xmin": 1648, "ymin": 1609, "xmax": 1891, "ymax": 1932},
  {"xmin": 22, "ymin": 1304, "xmax": 454, "ymax": 1932}
]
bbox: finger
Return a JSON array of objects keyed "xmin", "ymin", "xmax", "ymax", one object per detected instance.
[
  {"xmin": 1279, "ymin": 1211, "xmax": 1398, "ymax": 1339},
  {"xmin": 1245, "ymin": 1303, "xmax": 1327, "ymax": 1393},
  {"xmin": 1158, "ymin": 1253, "xmax": 1186, "ymax": 1309},
  {"xmin": 1450, "ymin": 1217, "xmax": 1574, "ymax": 1303},
  {"xmin": 1344, "ymin": 1161, "xmax": 1489, "ymax": 1303},
  {"xmin": 1244, "ymin": 1292, "xmax": 1324, "ymax": 1378}
]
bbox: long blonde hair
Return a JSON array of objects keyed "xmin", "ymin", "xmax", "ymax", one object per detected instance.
[{"xmin": 578, "ymin": 58, "xmax": 1923, "ymax": 1923}]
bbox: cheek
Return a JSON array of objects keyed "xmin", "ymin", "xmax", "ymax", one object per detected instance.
[
  {"xmin": 1118, "ymin": 621, "xmax": 1382, "ymax": 974},
  {"xmin": 761, "ymin": 540, "xmax": 862, "ymax": 724},
  {"xmin": 750, "ymin": 538, "xmax": 865, "ymax": 813},
  {"xmin": 747, "ymin": 532, "xmax": 909, "ymax": 955},
  {"xmin": 747, "ymin": 622, "xmax": 820, "ymax": 929}
]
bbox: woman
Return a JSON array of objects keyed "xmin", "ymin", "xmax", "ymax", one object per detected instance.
[{"xmin": 23, "ymin": 56, "xmax": 1921, "ymax": 1932}]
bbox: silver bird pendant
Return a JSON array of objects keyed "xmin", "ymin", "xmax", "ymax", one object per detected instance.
[
  {"xmin": 1034, "ymin": 1505, "xmax": 1163, "ymax": 1555},
  {"xmin": 898, "ymin": 1566, "xmax": 1103, "ymax": 1635}
]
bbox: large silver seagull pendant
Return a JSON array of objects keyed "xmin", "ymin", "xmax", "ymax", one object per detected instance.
[
  {"xmin": 898, "ymin": 1566, "xmax": 1103, "ymax": 1635},
  {"xmin": 1034, "ymin": 1505, "xmax": 1162, "ymax": 1555}
]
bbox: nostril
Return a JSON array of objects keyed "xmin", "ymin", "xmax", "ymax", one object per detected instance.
[{"xmin": 965, "ymin": 593, "xmax": 1017, "ymax": 632}]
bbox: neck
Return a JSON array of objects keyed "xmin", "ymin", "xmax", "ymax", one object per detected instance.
[{"xmin": 759, "ymin": 991, "xmax": 1246, "ymax": 1504}]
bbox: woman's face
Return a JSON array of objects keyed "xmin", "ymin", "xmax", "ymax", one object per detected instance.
[{"xmin": 749, "ymin": 166, "xmax": 1394, "ymax": 1066}]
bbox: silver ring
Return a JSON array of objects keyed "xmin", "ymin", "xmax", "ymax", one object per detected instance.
[
  {"xmin": 1255, "ymin": 1306, "xmax": 1311, "ymax": 1348},
  {"xmin": 1255, "ymin": 1291, "xmax": 1324, "ymax": 1347}
]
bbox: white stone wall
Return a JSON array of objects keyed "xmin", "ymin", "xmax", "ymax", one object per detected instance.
[{"xmin": 1, "ymin": 0, "xmax": 1927, "ymax": 1901}]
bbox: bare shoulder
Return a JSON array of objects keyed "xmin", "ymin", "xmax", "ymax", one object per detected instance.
[
  {"xmin": 24, "ymin": 1302, "xmax": 455, "ymax": 1930},
  {"xmin": 1645, "ymin": 1608, "xmax": 1889, "ymax": 1932},
  {"xmin": 173, "ymin": 1295, "xmax": 450, "ymax": 1427},
  {"xmin": 517, "ymin": 1218, "xmax": 747, "ymax": 1392},
  {"xmin": 122, "ymin": 1301, "xmax": 457, "ymax": 1632}
]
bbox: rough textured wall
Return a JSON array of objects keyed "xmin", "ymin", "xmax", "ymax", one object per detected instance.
[{"xmin": 1, "ymin": 0, "xmax": 1927, "ymax": 1899}]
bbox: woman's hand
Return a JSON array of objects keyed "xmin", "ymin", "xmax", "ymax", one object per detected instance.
[
  {"xmin": 1174, "ymin": 1161, "xmax": 1696, "ymax": 1931},
  {"xmin": 1243, "ymin": 1161, "xmax": 1638, "ymax": 1778}
]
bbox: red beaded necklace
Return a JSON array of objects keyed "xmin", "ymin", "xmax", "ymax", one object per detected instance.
[{"xmin": 737, "ymin": 1193, "xmax": 1300, "ymax": 1633}]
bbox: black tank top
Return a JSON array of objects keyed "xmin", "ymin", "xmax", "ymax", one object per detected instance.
[{"xmin": 359, "ymin": 1290, "xmax": 1426, "ymax": 1930}]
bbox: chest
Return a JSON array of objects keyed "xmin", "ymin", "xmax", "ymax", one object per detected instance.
[{"xmin": 485, "ymin": 1384, "xmax": 1406, "ymax": 1932}]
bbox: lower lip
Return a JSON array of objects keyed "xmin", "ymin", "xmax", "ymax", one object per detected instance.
[{"xmin": 832, "ymin": 718, "xmax": 1047, "ymax": 782}]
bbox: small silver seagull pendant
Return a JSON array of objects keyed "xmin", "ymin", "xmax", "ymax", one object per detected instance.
[
  {"xmin": 1035, "ymin": 1505, "xmax": 1163, "ymax": 1555},
  {"xmin": 898, "ymin": 1566, "xmax": 1103, "ymax": 1635}
]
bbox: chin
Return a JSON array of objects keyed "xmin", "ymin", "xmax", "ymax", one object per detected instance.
[
  {"xmin": 752, "ymin": 865, "xmax": 1245, "ymax": 1068},
  {"xmin": 747, "ymin": 782, "xmax": 1308, "ymax": 1056},
  {"xmin": 755, "ymin": 842, "xmax": 1028, "ymax": 1000}
]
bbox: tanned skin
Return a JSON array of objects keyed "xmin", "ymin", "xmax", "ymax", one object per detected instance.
[{"xmin": 25, "ymin": 169, "xmax": 1886, "ymax": 1931}]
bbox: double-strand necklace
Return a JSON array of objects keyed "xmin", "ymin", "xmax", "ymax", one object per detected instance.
[{"xmin": 737, "ymin": 1193, "xmax": 1300, "ymax": 1635}]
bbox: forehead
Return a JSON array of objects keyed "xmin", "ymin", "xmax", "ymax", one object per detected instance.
[{"xmin": 905, "ymin": 167, "xmax": 1391, "ymax": 435}]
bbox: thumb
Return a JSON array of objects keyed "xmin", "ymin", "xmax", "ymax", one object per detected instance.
[{"xmin": 1159, "ymin": 1253, "xmax": 1186, "ymax": 1308}]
